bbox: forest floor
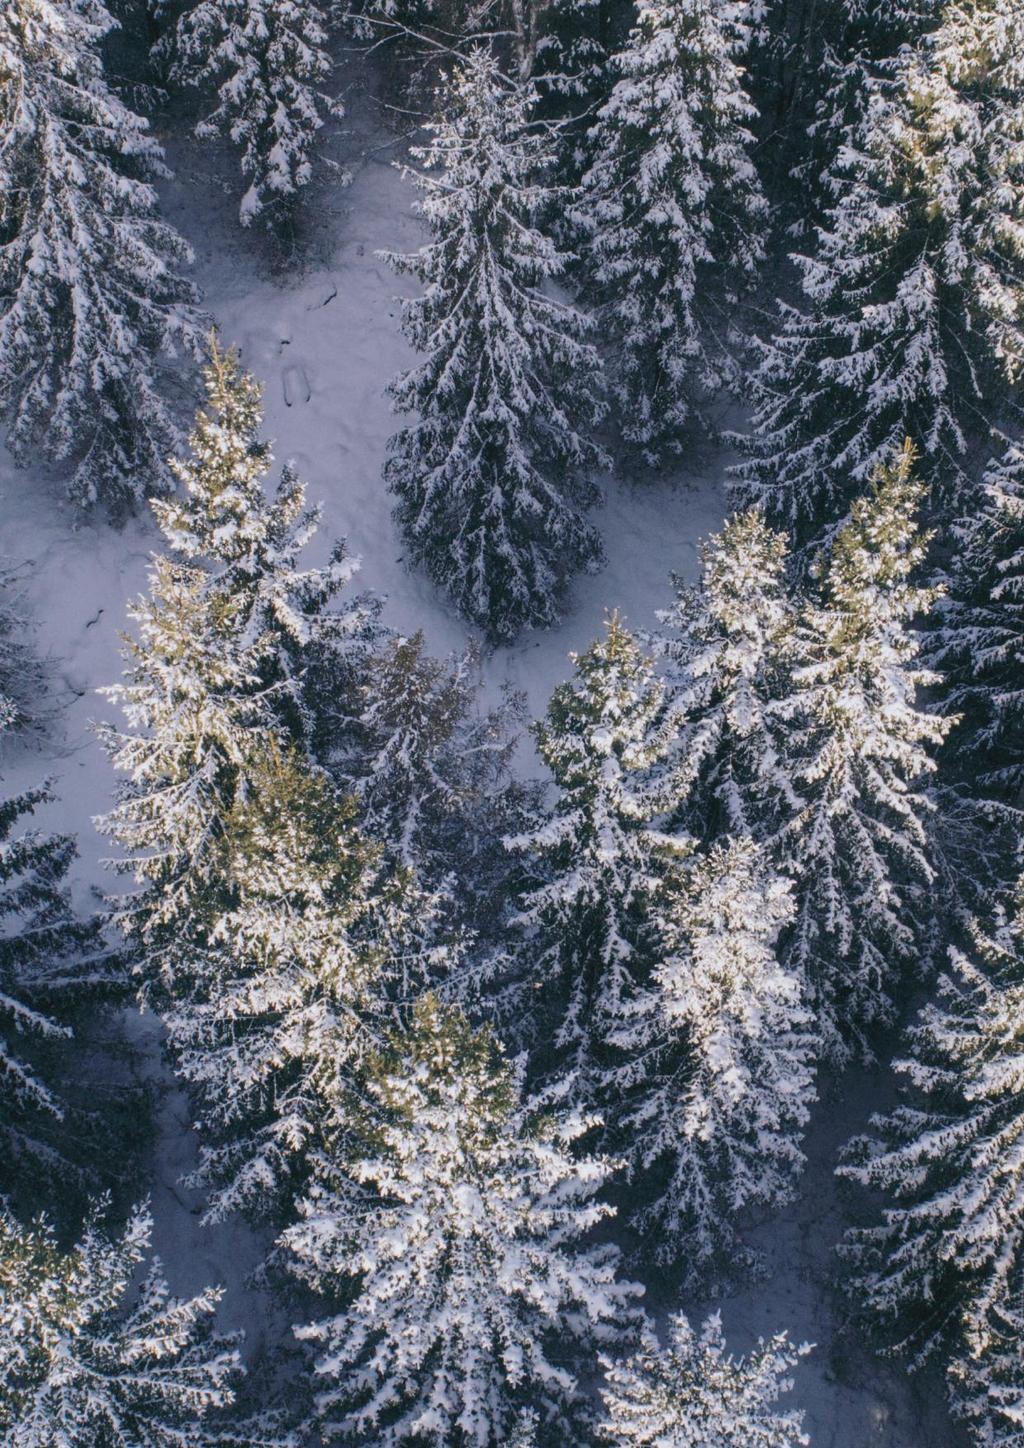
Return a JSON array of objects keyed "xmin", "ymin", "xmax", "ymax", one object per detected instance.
[{"xmin": 0, "ymin": 39, "xmax": 967, "ymax": 1448}]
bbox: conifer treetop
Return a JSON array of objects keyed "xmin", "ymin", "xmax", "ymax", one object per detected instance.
[
  {"xmin": 98, "ymin": 340, "xmax": 378, "ymax": 947},
  {"xmin": 154, "ymin": 341, "xmax": 364, "ymax": 620},
  {"xmin": 599, "ymin": 1310, "xmax": 811, "ymax": 1447},
  {"xmin": 0, "ymin": 1200, "xmax": 274, "ymax": 1446},
  {"xmin": 383, "ymin": 48, "xmax": 606, "ymax": 640},
  {"xmin": 650, "ymin": 508, "xmax": 798, "ymax": 842},
  {"xmin": 0, "ymin": 0, "xmax": 203, "ymax": 510},
  {"xmin": 506, "ymin": 615, "xmax": 681, "ymax": 1088},
  {"xmin": 777, "ymin": 442, "xmax": 952, "ymax": 1058},
  {"xmin": 286, "ymin": 995, "xmax": 644, "ymax": 1446}
]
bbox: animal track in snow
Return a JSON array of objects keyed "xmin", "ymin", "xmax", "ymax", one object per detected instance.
[{"xmin": 282, "ymin": 362, "xmax": 312, "ymax": 407}]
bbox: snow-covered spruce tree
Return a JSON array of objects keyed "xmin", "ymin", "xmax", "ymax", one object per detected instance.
[
  {"xmin": 778, "ymin": 445, "xmax": 950, "ymax": 1062},
  {"xmin": 614, "ymin": 839, "xmax": 814, "ymax": 1281},
  {"xmin": 97, "ymin": 347, "xmax": 397, "ymax": 1222},
  {"xmin": 339, "ymin": 632, "xmax": 531, "ymax": 1016},
  {"xmin": 345, "ymin": 631, "xmax": 522, "ymax": 903},
  {"xmin": 156, "ymin": 341, "xmax": 382, "ymax": 754},
  {"xmin": 650, "ymin": 508, "xmax": 798, "ymax": 844},
  {"xmin": 792, "ymin": 0, "xmax": 942, "ymax": 219},
  {"xmin": 0, "ymin": 782, "xmax": 117, "ymax": 1216},
  {"xmin": 98, "ymin": 341, "xmax": 379, "ymax": 987},
  {"xmin": 930, "ymin": 436, "xmax": 1024, "ymax": 803},
  {"xmin": 529, "ymin": 0, "xmax": 612, "ymax": 192},
  {"xmin": 599, "ymin": 1311, "xmax": 810, "ymax": 1447},
  {"xmin": 161, "ymin": 745, "xmax": 412, "ymax": 1225},
  {"xmin": 580, "ymin": 0, "xmax": 767, "ymax": 466},
  {"xmin": 0, "ymin": 0, "xmax": 202, "ymax": 512},
  {"xmin": 506, "ymin": 1409, "xmax": 540, "ymax": 1448},
  {"xmin": 506, "ymin": 614, "xmax": 678, "ymax": 1095},
  {"xmin": 285, "ymin": 995, "xmax": 644, "ymax": 1447},
  {"xmin": 0, "ymin": 562, "xmax": 43, "ymax": 737},
  {"xmin": 732, "ymin": 0, "xmax": 1024, "ymax": 552},
  {"xmin": 384, "ymin": 49, "xmax": 607, "ymax": 641},
  {"xmin": 0, "ymin": 1202, "xmax": 277, "ymax": 1446},
  {"xmin": 838, "ymin": 874, "xmax": 1024, "ymax": 1447},
  {"xmin": 653, "ymin": 464, "xmax": 951, "ymax": 1062},
  {"xmin": 168, "ymin": 0, "xmax": 343, "ymax": 231},
  {"xmin": 532, "ymin": 0, "xmax": 608, "ymax": 116}
]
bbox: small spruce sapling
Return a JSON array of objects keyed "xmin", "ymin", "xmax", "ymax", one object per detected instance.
[{"xmin": 347, "ymin": 631, "xmax": 522, "ymax": 913}]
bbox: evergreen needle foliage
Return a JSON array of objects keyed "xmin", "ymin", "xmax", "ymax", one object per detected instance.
[
  {"xmin": 732, "ymin": 0, "xmax": 1024, "ymax": 552},
  {"xmin": 580, "ymin": 0, "xmax": 767, "ymax": 465},
  {"xmin": 840, "ymin": 872, "xmax": 1024, "ymax": 1445},
  {"xmin": 383, "ymin": 49, "xmax": 607, "ymax": 640},
  {"xmin": 167, "ymin": 0, "xmax": 343, "ymax": 231},
  {"xmin": 0, "ymin": 0, "xmax": 203, "ymax": 511},
  {"xmin": 0, "ymin": 1202, "xmax": 282, "ymax": 1447},
  {"xmin": 599, "ymin": 1311, "xmax": 811, "ymax": 1447},
  {"xmin": 285, "ymin": 995, "xmax": 644, "ymax": 1447}
]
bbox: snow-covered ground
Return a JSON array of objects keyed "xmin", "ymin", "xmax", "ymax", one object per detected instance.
[{"xmin": 0, "ymin": 54, "xmax": 965, "ymax": 1447}]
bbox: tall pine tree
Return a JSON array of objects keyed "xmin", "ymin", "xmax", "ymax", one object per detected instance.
[
  {"xmin": 650, "ymin": 463, "xmax": 948, "ymax": 1065},
  {"xmin": 384, "ymin": 49, "xmax": 607, "ymax": 640},
  {"xmin": 839, "ymin": 873, "xmax": 1024, "ymax": 1447},
  {"xmin": 167, "ymin": 0, "xmax": 343, "ymax": 231},
  {"xmin": 285, "ymin": 996, "xmax": 644, "ymax": 1447},
  {"xmin": 732, "ymin": 0, "xmax": 1024, "ymax": 552},
  {"xmin": 580, "ymin": 0, "xmax": 767, "ymax": 465},
  {"xmin": 162, "ymin": 746, "xmax": 412, "ymax": 1224},
  {"xmin": 0, "ymin": 0, "xmax": 203, "ymax": 511},
  {"xmin": 98, "ymin": 342, "xmax": 379, "ymax": 991}
]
